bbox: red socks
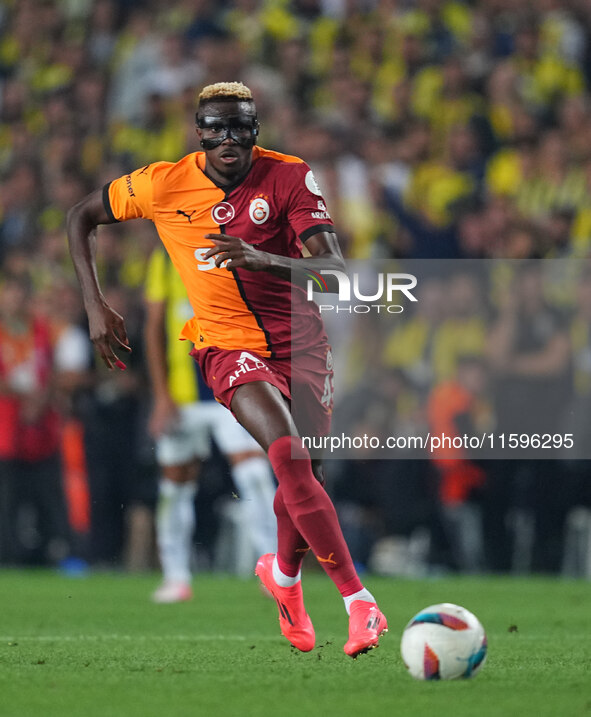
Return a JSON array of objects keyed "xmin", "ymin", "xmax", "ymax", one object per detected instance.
[
  {"xmin": 273, "ymin": 485, "xmax": 309, "ymax": 577},
  {"xmin": 268, "ymin": 436, "xmax": 363, "ymax": 597}
]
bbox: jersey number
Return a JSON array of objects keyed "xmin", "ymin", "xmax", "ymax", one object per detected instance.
[
  {"xmin": 321, "ymin": 374, "xmax": 334, "ymax": 409},
  {"xmin": 194, "ymin": 247, "xmax": 229, "ymax": 271}
]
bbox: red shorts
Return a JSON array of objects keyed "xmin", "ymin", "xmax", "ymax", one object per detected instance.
[{"xmin": 191, "ymin": 344, "xmax": 334, "ymax": 439}]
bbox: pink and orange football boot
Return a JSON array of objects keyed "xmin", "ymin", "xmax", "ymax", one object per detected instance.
[
  {"xmin": 344, "ymin": 600, "xmax": 388, "ymax": 658},
  {"xmin": 255, "ymin": 554, "xmax": 315, "ymax": 652}
]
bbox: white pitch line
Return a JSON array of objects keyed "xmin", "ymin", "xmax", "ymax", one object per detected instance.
[{"xmin": 0, "ymin": 634, "xmax": 281, "ymax": 642}]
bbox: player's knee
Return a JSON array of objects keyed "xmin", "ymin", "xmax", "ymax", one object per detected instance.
[
  {"xmin": 279, "ymin": 465, "xmax": 325, "ymax": 504},
  {"xmin": 226, "ymin": 449, "xmax": 264, "ymax": 466},
  {"xmin": 162, "ymin": 461, "xmax": 200, "ymax": 483},
  {"xmin": 311, "ymin": 460, "xmax": 326, "ymax": 487}
]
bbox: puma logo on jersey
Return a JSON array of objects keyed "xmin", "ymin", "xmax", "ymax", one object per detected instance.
[
  {"xmin": 177, "ymin": 209, "xmax": 195, "ymax": 223},
  {"xmin": 138, "ymin": 164, "xmax": 151, "ymax": 175}
]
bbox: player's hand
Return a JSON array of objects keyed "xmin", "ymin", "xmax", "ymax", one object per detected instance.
[
  {"xmin": 87, "ymin": 300, "xmax": 131, "ymax": 370},
  {"xmin": 203, "ymin": 234, "xmax": 271, "ymax": 271}
]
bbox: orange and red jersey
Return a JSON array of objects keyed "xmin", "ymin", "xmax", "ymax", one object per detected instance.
[{"xmin": 105, "ymin": 146, "xmax": 334, "ymax": 359}]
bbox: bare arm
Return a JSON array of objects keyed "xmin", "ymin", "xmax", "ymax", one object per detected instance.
[
  {"xmin": 202, "ymin": 231, "xmax": 346, "ymax": 285},
  {"xmin": 509, "ymin": 332, "xmax": 570, "ymax": 377},
  {"xmin": 487, "ymin": 298, "xmax": 570, "ymax": 377},
  {"xmin": 144, "ymin": 299, "xmax": 169, "ymax": 400},
  {"xmin": 144, "ymin": 297, "xmax": 179, "ymax": 437},
  {"xmin": 486, "ymin": 310, "xmax": 518, "ymax": 371},
  {"xmin": 67, "ymin": 189, "xmax": 131, "ymax": 369}
]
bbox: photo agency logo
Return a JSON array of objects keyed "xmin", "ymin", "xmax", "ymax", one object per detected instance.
[{"xmin": 305, "ymin": 269, "xmax": 418, "ymax": 314}]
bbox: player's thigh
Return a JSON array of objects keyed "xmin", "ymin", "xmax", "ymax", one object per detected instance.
[
  {"xmin": 207, "ymin": 400, "xmax": 263, "ymax": 458},
  {"xmin": 289, "ymin": 345, "xmax": 333, "ymax": 441},
  {"xmin": 230, "ymin": 381, "xmax": 297, "ymax": 452}
]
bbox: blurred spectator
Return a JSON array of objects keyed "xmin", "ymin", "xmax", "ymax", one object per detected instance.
[
  {"xmin": 487, "ymin": 261, "xmax": 571, "ymax": 436},
  {"xmin": 515, "ymin": 130, "xmax": 586, "ymax": 223},
  {"xmin": 486, "ymin": 261, "xmax": 571, "ymax": 572},
  {"xmin": 143, "ymin": 32, "xmax": 203, "ymax": 99},
  {"xmin": 0, "ymin": 273, "xmax": 70, "ymax": 565},
  {"xmin": 86, "ymin": 0, "xmax": 121, "ymax": 68},
  {"xmin": 564, "ymin": 266, "xmax": 591, "ymax": 450},
  {"xmin": 78, "ymin": 283, "xmax": 151, "ymax": 567},
  {"xmin": 382, "ymin": 275, "xmax": 445, "ymax": 393},
  {"xmin": 45, "ymin": 279, "xmax": 94, "ymax": 557},
  {"xmin": 0, "ymin": 161, "xmax": 42, "ymax": 263},
  {"xmin": 107, "ymin": 7, "xmax": 163, "ymax": 123},
  {"xmin": 403, "ymin": 123, "xmax": 479, "ymax": 229},
  {"xmin": 432, "ymin": 271, "xmax": 488, "ymax": 380},
  {"xmin": 563, "ymin": 267, "xmax": 591, "ymax": 575},
  {"xmin": 427, "ymin": 355, "xmax": 489, "ymax": 572}
]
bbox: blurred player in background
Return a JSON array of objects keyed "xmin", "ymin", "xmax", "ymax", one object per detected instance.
[
  {"xmin": 68, "ymin": 82, "xmax": 387, "ymax": 657},
  {"xmin": 145, "ymin": 246, "xmax": 276, "ymax": 602}
]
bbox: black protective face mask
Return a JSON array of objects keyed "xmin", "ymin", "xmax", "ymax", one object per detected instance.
[{"xmin": 196, "ymin": 114, "xmax": 259, "ymax": 150}]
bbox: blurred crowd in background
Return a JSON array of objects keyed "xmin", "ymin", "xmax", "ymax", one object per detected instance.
[{"xmin": 1, "ymin": 0, "xmax": 591, "ymax": 578}]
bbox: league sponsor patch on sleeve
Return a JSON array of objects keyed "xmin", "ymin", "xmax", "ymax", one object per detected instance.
[{"xmin": 305, "ymin": 170, "xmax": 323, "ymax": 196}]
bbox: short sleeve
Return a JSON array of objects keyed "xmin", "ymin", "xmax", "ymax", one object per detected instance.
[
  {"xmin": 144, "ymin": 247, "xmax": 169, "ymax": 303},
  {"xmin": 105, "ymin": 163, "xmax": 163, "ymax": 222},
  {"xmin": 285, "ymin": 162, "xmax": 336, "ymax": 242}
]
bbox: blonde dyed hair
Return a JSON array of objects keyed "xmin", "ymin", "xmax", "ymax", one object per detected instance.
[{"xmin": 198, "ymin": 82, "xmax": 253, "ymax": 104}]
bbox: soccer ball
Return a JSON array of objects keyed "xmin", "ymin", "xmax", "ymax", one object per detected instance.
[{"xmin": 400, "ymin": 603, "xmax": 487, "ymax": 680}]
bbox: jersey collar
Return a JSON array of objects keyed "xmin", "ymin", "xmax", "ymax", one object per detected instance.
[{"xmin": 195, "ymin": 149, "xmax": 258, "ymax": 196}]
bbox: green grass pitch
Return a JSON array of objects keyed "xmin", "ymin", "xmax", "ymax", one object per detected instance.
[{"xmin": 0, "ymin": 570, "xmax": 589, "ymax": 717}]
